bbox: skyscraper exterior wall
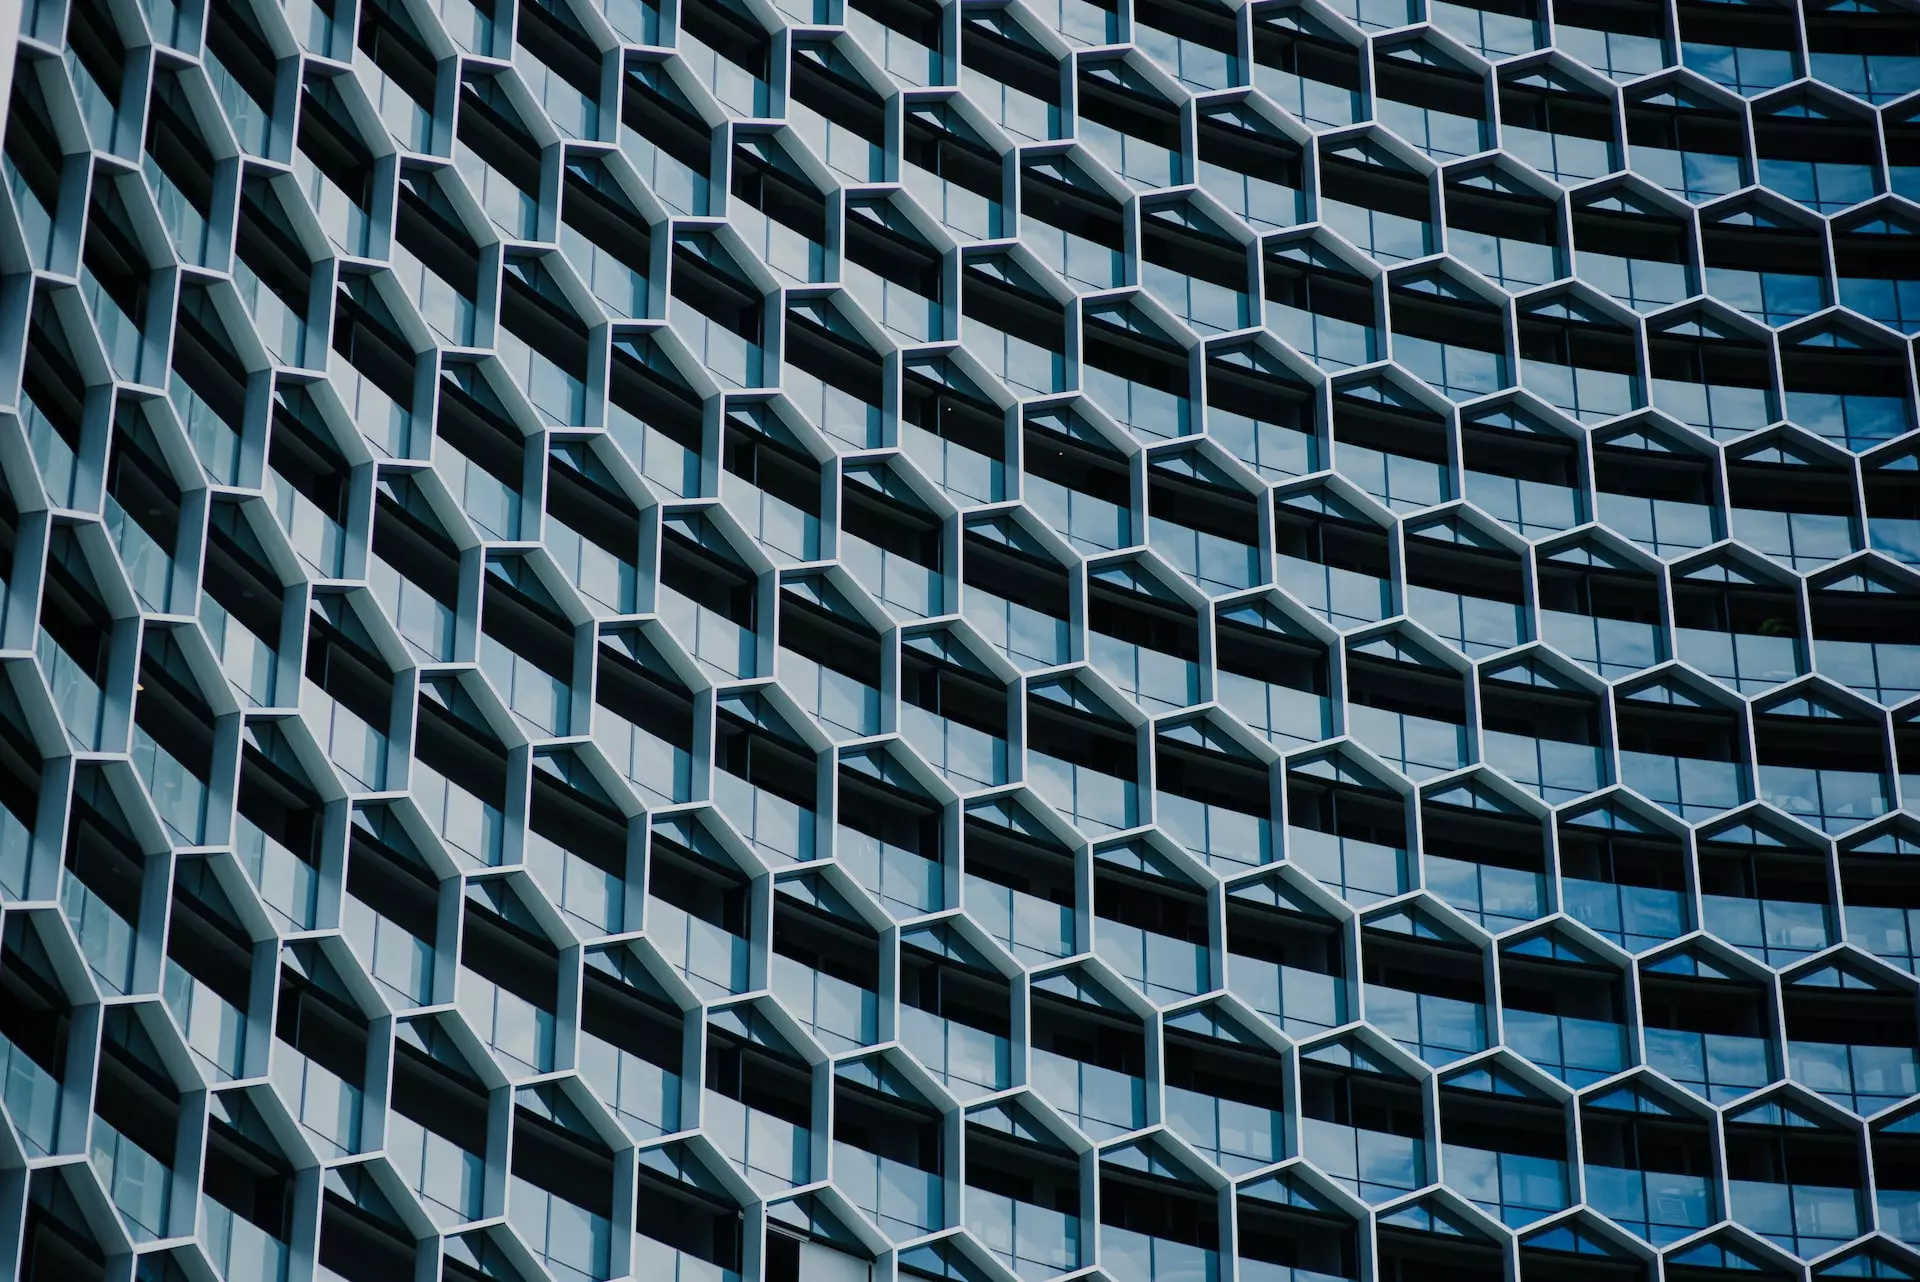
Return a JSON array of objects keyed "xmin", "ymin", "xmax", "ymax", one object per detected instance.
[{"xmin": 2, "ymin": 0, "xmax": 1920, "ymax": 1276}]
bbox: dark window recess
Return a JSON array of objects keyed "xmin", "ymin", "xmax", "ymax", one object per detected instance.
[
  {"xmin": 625, "ymin": 62, "xmax": 715, "ymax": 174},
  {"xmin": 1299, "ymin": 1059, "xmax": 1425, "ymax": 1138},
  {"xmin": 584, "ymin": 962, "xmax": 685, "ymax": 1078},
  {"xmin": 682, "ymin": 0, "xmax": 768, "ymax": 83},
  {"xmin": 790, "ymin": 46, "xmax": 885, "ymax": 148},
  {"xmin": 1199, "ymin": 111, "xmax": 1304, "ymax": 195},
  {"xmin": 966, "ymin": 1118, "xmax": 1080, "ymax": 1217},
  {"xmin": 1700, "ymin": 215, "xmax": 1827, "ymax": 287},
  {"xmin": 670, "ymin": 238, "xmax": 762, "ymax": 342},
  {"xmin": 1593, "ymin": 436, "xmax": 1715, "ymax": 510},
  {"xmin": 1029, "ymin": 986, "xmax": 1143, "ymax": 1076},
  {"xmin": 134, "ymin": 634, "xmax": 216, "ymax": 790},
  {"xmin": 1021, "ymin": 164, "xmax": 1125, "ymax": 252},
  {"xmin": 94, "ymin": 1013, "xmax": 179, "ymax": 1178},
  {"xmin": 1026, "ymin": 694, "xmax": 1136, "ymax": 782},
  {"xmin": 21, "ymin": 301, "xmax": 91, "ymax": 463},
  {"xmin": 1424, "ymin": 794, "xmax": 1545, "ymax": 876},
  {"xmin": 902, "ymin": 644, "xmax": 1008, "ymax": 738},
  {"xmin": 1574, "ymin": 197, "xmax": 1691, "ymax": 273},
  {"xmin": 836, "ymin": 1073, "xmax": 942, "ymax": 1172},
  {"xmin": 781, "ymin": 589, "xmax": 881, "ymax": 688},
  {"xmin": 165, "ymin": 854, "xmax": 254, "ymax": 1014},
  {"xmin": 961, "ymin": 16, "xmax": 1062, "ymax": 122},
  {"xmin": 1101, "ymin": 1166, "xmax": 1219, "ymax": 1251},
  {"xmin": 1501, "ymin": 76, "xmax": 1613, "ymax": 143},
  {"xmin": 1347, "ymin": 648, "xmax": 1465, "ymax": 728},
  {"xmin": 481, "ymin": 563, "xmax": 575, "ymax": 682},
  {"xmin": 1274, "ymin": 495, "xmax": 1391, "ymax": 579},
  {"xmin": 317, "ymin": 1177, "xmax": 417, "ymax": 1282},
  {"xmin": 965, "ymin": 258, "xmax": 1067, "ymax": 351},
  {"xmin": 1150, "ymin": 464, "xmax": 1259, "ymax": 548},
  {"xmin": 416, "ymin": 691, "xmax": 509, "ymax": 813},
  {"xmin": 1625, "ymin": 97, "xmax": 1746, "ymax": 167},
  {"xmin": 771, "ymin": 890, "xmax": 879, "ymax": 990},
  {"xmin": 1090, "ymin": 575, "xmax": 1197, "ymax": 658},
  {"xmin": 1462, "ymin": 415, "xmax": 1578, "ymax": 491},
  {"xmin": 372, "ymin": 480, "xmax": 461, "ymax": 615},
  {"xmin": 276, "ymin": 959, "xmax": 369, "ymax": 1092},
  {"xmin": 964, "ymin": 810, "xmax": 1075, "ymax": 908},
  {"xmin": 650, "ymin": 824, "xmax": 750, "ymax": 935},
  {"xmin": 843, "ymin": 478, "xmax": 942, "ymax": 569},
  {"xmin": 40, "ymin": 534, "xmax": 113, "ymax": 694},
  {"xmin": 660, "ymin": 522, "xmax": 756, "ymax": 628},
  {"xmin": 205, "ymin": 506, "xmax": 286, "ymax": 646},
  {"xmin": 389, "ymin": 1035, "xmax": 489, "ymax": 1150},
  {"xmin": 518, "ymin": 0, "xmax": 605, "ymax": 102},
  {"xmin": 1481, "ymin": 670, "xmax": 1601, "ymax": 746},
  {"xmin": 1640, "ymin": 963, "xmax": 1770, "ymax": 1041},
  {"xmin": 597, "ymin": 638, "xmax": 694, "ymax": 751},
  {"xmin": 900, "ymin": 934, "xmax": 1012, "ymax": 1036},
  {"xmin": 548, "ymin": 446, "xmax": 640, "ymax": 566},
  {"xmin": 107, "ymin": 409, "xmax": 183, "ymax": 561},
  {"xmin": 1229, "ymin": 893, "xmax": 1344, "ymax": 977},
  {"xmin": 705, "ymin": 1021, "xmax": 812, "ymax": 1126},
  {"xmin": 634, "ymin": 1156, "xmax": 742, "ymax": 1271},
  {"xmin": 237, "ymin": 731, "xmax": 326, "ymax": 879},
  {"xmin": 530, "ymin": 760, "xmax": 628, "ymax": 884},
  {"xmin": 269, "ymin": 391, "xmax": 351, "ymax": 531},
  {"xmin": 1319, "ymin": 149, "xmax": 1431, "ymax": 227},
  {"xmin": 84, "ymin": 185, "xmax": 152, "ymax": 326},
  {"xmin": 333, "ymin": 279, "xmax": 417, "ymax": 408},
  {"xmin": 1239, "ymin": 1192, "xmax": 1357, "ymax": 1280},
  {"xmin": 612, "ymin": 339, "xmax": 707, "ymax": 454},
  {"xmin": 714, "ymin": 711, "xmax": 816, "ymax": 809},
  {"xmin": 1096, "ymin": 858, "xmax": 1209, "ymax": 947},
  {"xmin": 1252, "ymin": 12, "xmax": 1363, "ymax": 91},
  {"xmin": 7, "ymin": 68, "xmax": 66, "ymax": 223},
  {"xmin": 1333, "ymin": 391, "xmax": 1448, "ymax": 474},
  {"xmin": 458, "ymin": 75, "xmax": 543, "ymax": 195},
  {"xmin": 236, "ymin": 179, "xmax": 314, "ymax": 321},
  {"xmin": 396, "ymin": 168, "xmax": 482, "ymax": 301},
  {"xmin": 904, "ymin": 366, "xmax": 1005, "ymax": 465},
  {"xmin": 786, "ymin": 306, "xmax": 883, "ymax": 406},
  {"xmin": 904, "ymin": 108, "xmax": 1004, "ymax": 202},
  {"xmin": 1616, "ymin": 688, "xmax": 1742, "ymax": 767},
  {"xmin": 1362, "ymin": 920, "xmax": 1483, "ymax": 1008},
  {"xmin": 849, "ymin": 0, "xmax": 942, "ymax": 50},
  {"xmin": 1404, "ymin": 530, "xmax": 1525, "ymax": 605},
  {"xmin": 562, "ymin": 164, "xmax": 655, "ymax": 282},
  {"xmin": 1290, "ymin": 759, "xmax": 1413, "ymax": 852},
  {"xmin": 509, "ymin": 1099, "xmax": 614, "ymax": 1249},
  {"xmin": 725, "ymin": 409, "xmax": 822, "ymax": 514},
  {"xmin": 0, "ymin": 921, "xmax": 70, "ymax": 1088},
  {"xmin": 347, "ymin": 816, "xmax": 441, "ymax": 947},
  {"xmin": 731, "ymin": 140, "xmax": 827, "ymax": 243},
  {"xmin": 463, "ymin": 890, "xmax": 559, "ymax": 1015},
  {"xmin": 207, "ymin": 0, "xmax": 280, "ymax": 111},
  {"xmin": 299, "ymin": 75, "xmax": 375, "ymax": 214},
  {"xmin": 846, "ymin": 205, "xmax": 944, "ymax": 300},
  {"xmin": 500, "ymin": 262, "xmax": 588, "ymax": 383},
  {"xmin": 145, "ymin": 71, "xmax": 217, "ymax": 219},
  {"xmin": 359, "ymin": 0, "xmax": 438, "ymax": 113},
  {"xmin": 202, "ymin": 1106, "xmax": 296, "ymax": 1248},
  {"xmin": 173, "ymin": 289, "xmax": 251, "ymax": 434},
  {"xmin": 1077, "ymin": 68, "xmax": 1182, "ymax": 156},
  {"xmin": 307, "ymin": 600, "xmax": 394, "ymax": 733}
]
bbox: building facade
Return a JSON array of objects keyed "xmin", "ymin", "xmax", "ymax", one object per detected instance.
[{"xmin": 0, "ymin": 0, "xmax": 1919, "ymax": 1277}]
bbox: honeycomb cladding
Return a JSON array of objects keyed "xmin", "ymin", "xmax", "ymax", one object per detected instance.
[{"xmin": 1, "ymin": 0, "xmax": 1919, "ymax": 1277}]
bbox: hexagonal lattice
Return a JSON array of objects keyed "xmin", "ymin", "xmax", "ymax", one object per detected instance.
[{"xmin": 0, "ymin": 0, "xmax": 1918, "ymax": 1277}]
